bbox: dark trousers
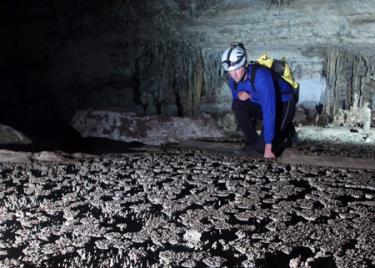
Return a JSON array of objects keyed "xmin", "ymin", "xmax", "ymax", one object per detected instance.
[{"xmin": 232, "ymin": 99, "xmax": 296, "ymax": 153}]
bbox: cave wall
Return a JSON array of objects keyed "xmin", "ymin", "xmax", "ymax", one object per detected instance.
[
  {"xmin": 1, "ymin": 0, "xmax": 375, "ymax": 137},
  {"xmin": 324, "ymin": 48, "xmax": 375, "ymax": 120}
]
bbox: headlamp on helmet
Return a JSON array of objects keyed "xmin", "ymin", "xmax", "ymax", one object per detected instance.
[{"xmin": 221, "ymin": 43, "xmax": 247, "ymax": 72}]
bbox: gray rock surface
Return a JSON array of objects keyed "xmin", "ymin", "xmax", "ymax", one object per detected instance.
[
  {"xmin": 71, "ymin": 110, "xmax": 225, "ymax": 145},
  {"xmin": 0, "ymin": 124, "xmax": 32, "ymax": 145},
  {"xmin": 0, "ymin": 148, "xmax": 374, "ymax": 267},
  {"xmin": 3, "ymin": 0, "xmax": 375, "ymax": 134}
]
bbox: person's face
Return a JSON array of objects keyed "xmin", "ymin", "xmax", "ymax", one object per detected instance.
[{"xmin": 228, "ymin": 66, "xmax": 245, "ymax": 83}]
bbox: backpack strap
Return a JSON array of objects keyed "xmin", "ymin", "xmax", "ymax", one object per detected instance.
[
  {"xmin": 248, "ymin": 63, "xmax": 259, "ymax": 92},
  {"xmin": 249, "ymin": 63, "xmax": 298, "ymax": 102}
]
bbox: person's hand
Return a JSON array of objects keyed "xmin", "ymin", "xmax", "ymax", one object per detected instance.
[
  {"xmin": 264, "ymin": 144, "xmax": 276, "ymax": 159},
  {"xmin": 238, "ymin": 91, "xmax": 251, "ymax": 101}
]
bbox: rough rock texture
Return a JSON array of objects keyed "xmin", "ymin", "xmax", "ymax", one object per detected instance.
[
  {"xmin": 0, "ymin": 124, "xmax": 32, "ymax": 145},
  {"xmin": 296, "ymin": 126, "xmax": 375, "ymax": 145},
  {"xmin": 70, "ymin": 110, "xmax": 225, "ymax": 145},
  {"xmin": 0, "ymin": 149, "xmax": 374, "ymax": 267},
  {"xmin": 2, "ymin": 0, "xmax": 375, "ymax": 137},
  {"xmin": 135, "ymin": 41, "xmax": 206, "ymax": 117},
  {"xmin": 325, "ymin": 48, "xmax": 375, "ymax": 121}
]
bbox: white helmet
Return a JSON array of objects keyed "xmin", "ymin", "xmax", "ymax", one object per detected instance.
[{"xmin": 221, "ymin": 43, "xmax": 247, "ymax": 72}]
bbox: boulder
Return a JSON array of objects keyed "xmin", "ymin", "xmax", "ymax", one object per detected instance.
[
  {"xmin": 0, "ymin": 124, "xmax": 32, "ymax": 145},
  {"xmin": 71, "ymin": 110, "xmax": 225, "ymax": 145}
]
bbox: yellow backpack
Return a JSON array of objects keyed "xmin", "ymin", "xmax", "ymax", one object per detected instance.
[{"xmin": 256, "ymin": 53, "xmax": 299, "ymax": 89}]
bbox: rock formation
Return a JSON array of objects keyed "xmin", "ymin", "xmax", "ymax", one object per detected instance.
[
  {"xmin": 330, "ymin": 92, "xmax": 374, "ymax": 133},
  {"xmin": 2, "ymin": 0, "xmax": 375, "ymax": 137},
  {"xmin": 0, "ymin": 124, "xmax": 32, "ymax": 145},
  {"xmin": 70, "ymin": 110, "xmax": 225, "ymax": 145},
  {"xmin": 324, "ymin": 48, "xmax": 375, "ymax": 122},
  {"xmin": 0, "ymin": 148, "xmax": 374, "ymax": 267}
]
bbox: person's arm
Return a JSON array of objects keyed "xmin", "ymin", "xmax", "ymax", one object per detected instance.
[
  {"xmin": 264, "ymin": 144, "xmax": 275, "ymax": 159},
  {"xmin": 236, "ymin": 77, "xmax": 252, "ymax": 101},
  {"xmin": 255, "ymin": 68, "xmax": 276, "ymax": 159},
  {"xmin": 238, "ymin": 91, "xmax": 251, "ymax": 101}
]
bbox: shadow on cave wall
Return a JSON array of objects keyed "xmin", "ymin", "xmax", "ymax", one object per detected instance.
[
  {"xmin": 0, "ymin": 0, "xmax": 219, "ymax": 152},
  {"xmin": 2, "ymin": 0, "xmax": 375, "ymax": 153}
]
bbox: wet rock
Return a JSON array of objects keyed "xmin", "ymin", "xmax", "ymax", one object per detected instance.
[
  {"xmin": 183, "ymin": 230, "xmax": 201, "ymax": 245},
  {"xmin": 0, "ymin": 150, "xmax": 31, "ymax": 163},
  {"xmin": 0, "ymin": 148, "xmax": 374, "ymax": 267},
  {"xmin": 289, "ymin": 256, "xmax": 301, "ymax": 268},
  {"xmin": 203, "ymin": 256, "xmax": 226, "ymax": 267},
  {"xmin": 181, "ymin": 259, "xmax": 197, "ymax": 268}
]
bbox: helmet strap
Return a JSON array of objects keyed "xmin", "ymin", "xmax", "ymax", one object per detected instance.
[{"xmin": 239, "ymin": 66, "xmax": 247, "ymax": 82}]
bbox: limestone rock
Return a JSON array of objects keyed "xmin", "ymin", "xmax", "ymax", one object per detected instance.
[
  {"xmin": 0, "ymin": 148, "xmax": 375, "ymax": 267},
  {"xmin": 296, "ymin": 126, "xmax": 375, "ymax": 145},
  {"xmin": 0, "ymin": 124, "xmax": 32, "ymax": 145},
  {"xmin": 71, "ymin": 109, "xmax": 225, "ymax": 145},
  {"xmin": 0, "ymin": 149, "xmax": 31, "ymax": 163},
  {"xmin": 325, "ymin": 48, "xmax": 375, "ymax": 123},
  {"xmin": 4, "ymin": 0, "xmax": 375, "ymax": 134}
]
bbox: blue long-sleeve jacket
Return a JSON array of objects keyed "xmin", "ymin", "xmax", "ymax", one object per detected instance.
[{"xmin": 229, "ymin": 64, "xmax": 294, "ymax": 144}]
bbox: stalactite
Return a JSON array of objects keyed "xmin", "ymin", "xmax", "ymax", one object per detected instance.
[
  {"xmin": 324, "ymin": 48, "xmax": 375, "ymax": 122},
  {"xmin": 134, "ymin": 40, "xmax": 206, "ymax": 117}
]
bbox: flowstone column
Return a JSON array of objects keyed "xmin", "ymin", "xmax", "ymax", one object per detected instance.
[
  {"xmin": 324, "ymin": 48, "xmax": 375, "ymax": 122},
  {"xmin": 362, "ymin": 102, "xmax": 372, "ymax": 133}
]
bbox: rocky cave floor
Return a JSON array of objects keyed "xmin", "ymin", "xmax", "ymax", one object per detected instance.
[{"xmin": 0, "ymin": 141, "xmax": 375, "ymax": 268}]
